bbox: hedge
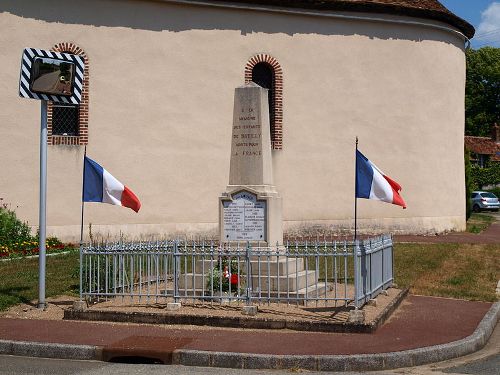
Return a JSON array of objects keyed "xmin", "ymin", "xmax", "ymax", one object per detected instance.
[{"xmin": 470, "ymin": 163, "xmax": 500, "ymax": 189}]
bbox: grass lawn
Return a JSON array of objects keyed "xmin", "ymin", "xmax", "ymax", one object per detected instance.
[
  {"xmin": 466, "ymin": 213, "xmax": 496, "ymax": 233},
  {"xmin": 0, "ymin": 243, "xmax": 498, "ymax": 311},
  {"xmin": 394, "ymin": 243, "xmax": 499, "ymax": 302},
  {"xmin": 0, "ymin": 250, "xmax": 79, "ymax": 311}
]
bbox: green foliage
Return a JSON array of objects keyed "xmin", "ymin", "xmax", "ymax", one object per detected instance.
[
  {"xmin": 466, "ymin": 213, "xmax": 495, "ymax": 234},
  {"xmin": 206, "ymin": 257, "xmax": 243, "ymax": 294},
  {"xmin": 470, "ymin": 163, "xmax": 500, "ymax": 189},
  {"xmin": 0, "ymin": 202, "xmax": 33, "ymax": 247},
  {"xmin": 465, "ymin": 47, "xmax": 500, "ymax": 136},
  {"xmin": 464, "ymin": 149, "xmax": 473, "ymax": 219},
  {"xmin": 0, "ymin": 199, "xmax": 74, "ymax": 259}
]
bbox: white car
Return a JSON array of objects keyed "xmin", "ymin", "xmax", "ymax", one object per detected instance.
[{"xmin": 471, "ymin": 191, "xmax": 500, "ymax": 212}]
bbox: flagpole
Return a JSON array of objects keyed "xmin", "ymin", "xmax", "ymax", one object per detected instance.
[
  {"xmin": 354, "ymin": 136, "xmax": 360, "ymax": 309},
  {"xmin": 354, "ymin": 137, "xmax": 358, "ymax": 243},
  {"xmin": 79, "ymin": 146, "xmax": 86, "ymax": 302},
  {"xmin": 80, "ymin": 146, "xmax": 87, "ymax": 245}
]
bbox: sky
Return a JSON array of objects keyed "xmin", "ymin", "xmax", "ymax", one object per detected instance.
[{"xmin": 439, "ymin": 0, "xmax": 500, "ymax": 48}]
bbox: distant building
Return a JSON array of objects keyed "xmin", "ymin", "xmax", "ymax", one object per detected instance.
[
  {"xmin": 465, "ymin": 124, "xmax": 500, "ymax": 167},
  {"xmin": 0, "ymin": 0, "xmax": 475, "ymax": 239}
]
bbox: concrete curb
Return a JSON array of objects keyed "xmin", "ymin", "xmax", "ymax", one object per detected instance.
[
  {"xmin": 171, "ymin": 302, "xmax": 500, "ymax": 371},
  {"xmin": 0, "ymin": 339, "xmax": 101, "ymax": 360},
  {"xmin": 0, "ymin": 302, "xmax": 497, "ymax": 371}
]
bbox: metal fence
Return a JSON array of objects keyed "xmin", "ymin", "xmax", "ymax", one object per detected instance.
[{"xmin": 80, "ymin": 235, "xmax": 393, "ymax": 308}]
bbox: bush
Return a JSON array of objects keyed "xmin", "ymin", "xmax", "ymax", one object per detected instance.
[
  {"xmin": 0, "ymin": 200, "xmax": 33, "ymax": 247},
  {"xmin": 464, "ymin": 149, "xmax": 473, "ymax": 219},
  {"xmin": 470, "ymin": 163, "xmax": 500, "ymax": 189},
  {"xmin": 0, "ymin": 198, "xmax": 74, "ymax": 259}
]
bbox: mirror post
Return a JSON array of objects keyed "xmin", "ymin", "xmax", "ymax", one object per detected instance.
[{"xmin": 38, "ymin": 100, "xmax": 47, "ymax": 310}]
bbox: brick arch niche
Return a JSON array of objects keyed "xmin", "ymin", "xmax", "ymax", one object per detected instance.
[
  {"xmin": 245, "ymin": 54, "xmax": 283, "ymax": 150},
  {"xmin": 47, "ymin": 42, "xmax": 89, "ymax": 145}
]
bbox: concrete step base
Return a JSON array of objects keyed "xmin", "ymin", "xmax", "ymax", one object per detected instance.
[
  {"xmin": 178, "ymin": 269, "xmax": 317, "ymax": 292},
  {"xmin": 173, "ymin": 282, "xmax": 333, "ymax": 305},
  {"xmin": 193, "ymin": 257, "xmax": 305, "ymax": 275}
]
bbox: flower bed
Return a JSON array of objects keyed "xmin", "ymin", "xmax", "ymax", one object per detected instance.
[
  {"xmin": 0, "ymin": 237, "xmax": 76, "ymax": 259},
  {"xmin": 1, "ymin": 200, "xmax": 75, "ymax": 259}
]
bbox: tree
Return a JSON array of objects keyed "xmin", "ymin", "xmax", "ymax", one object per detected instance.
[{"xmin": 465, "ymin": 47, "xmax": 500, "ymax": 136}]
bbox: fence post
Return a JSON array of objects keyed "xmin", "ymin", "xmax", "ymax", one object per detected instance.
[
  {"xmin": 353, "ymin": 239, "xmax": 360, "ymax": 309},
  {"xmin": 390, "ymin": 234, "xmax": 394, "ymax": 287},
  {"xmin": 381, "ymin": 237, "xmax": 385, "ymax": 290},
  {"xmin": 173, "ymin": 240, "xmax": 179, "ymax": 303},
  {"xmin": 79, "ymin": 243, "xmax": 83, "ymax": 301},
  {"xmin": 245, "ymin": 241, "xmax": 252, "ymax": 306}
]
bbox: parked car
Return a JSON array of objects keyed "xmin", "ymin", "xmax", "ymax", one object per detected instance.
[{"xmin": 470, "ymin": 191, "xmax": 500, "ymax": 212}]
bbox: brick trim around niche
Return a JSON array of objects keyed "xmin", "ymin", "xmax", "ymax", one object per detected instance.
[
  {"xmin": 245, "ymin": 54, "xmax": 283, "ymax": 150},
  {"xmin": 47, "ymin": 42, "xmax": 89, "ymax": 146}
]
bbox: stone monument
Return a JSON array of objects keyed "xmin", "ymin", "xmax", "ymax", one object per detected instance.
[
  {"xmin": 219, "ymin": 82, "xmax": 283, "ymax": 247},
  {"xmin": 177, "ymin": 84, "xmax": 329, "ymax": 304}
]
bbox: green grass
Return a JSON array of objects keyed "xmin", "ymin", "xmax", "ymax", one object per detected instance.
[
  {"xmin": 466, "ymin": 213, "xmax": 496, "ymax": 233},
  {"xmin": 0, "ymin": 243, "xmax": 498, "ymax": 311},
  {"xmin": 0, "ymin": 250, "xmax": 79, "ymax": 311},
  {"xmin": 394, "ymin": 243, "xmax": 499, "ymax": 302}
]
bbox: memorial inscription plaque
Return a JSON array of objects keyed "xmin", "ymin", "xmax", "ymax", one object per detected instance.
[{"xmin": 223, "ymin": 191, "xmax": 266, "ymax": 241}]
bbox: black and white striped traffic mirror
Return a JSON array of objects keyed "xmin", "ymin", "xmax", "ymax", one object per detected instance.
[{"xmin": 19, "ymin": 48, "xmax": 85, "ymax": 104}]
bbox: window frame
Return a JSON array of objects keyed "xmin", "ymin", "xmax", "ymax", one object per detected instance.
[
  {"xmin": 47, "ymin": 42, "xmax": 89, "ymax": 146},
  {"xmin": 245, "ymin": 54, "xmax": 283, "ymax": 150}
]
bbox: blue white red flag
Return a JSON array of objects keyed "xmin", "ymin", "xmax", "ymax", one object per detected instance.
[
  {"xmin": 83, "ymin": 156, "xmax": 141, "ymax": 213},
  {"xmin": 356, "ymin": 150, "xmax": 406, "ymax": 209}
]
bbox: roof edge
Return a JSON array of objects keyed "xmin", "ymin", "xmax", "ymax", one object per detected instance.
[{"xmin": 178, "ymin": 0, "xmax": 474, "ymax": 39}]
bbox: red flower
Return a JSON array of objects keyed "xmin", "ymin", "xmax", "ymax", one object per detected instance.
[{"xmin": 230, "ymin": 273, "xmax": 239, "ymax": 285}]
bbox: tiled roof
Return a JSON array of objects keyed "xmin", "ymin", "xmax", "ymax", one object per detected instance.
[
  {"xmin": 208, "ymin": 0, "xmax": 474, "ymax": 38},
  {"xmin": 465, "ymin": 136, "xmax": 500, "ymax": 161}
]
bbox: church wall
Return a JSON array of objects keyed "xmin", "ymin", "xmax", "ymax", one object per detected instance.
[{"xmin": 0, "ymin": 0, "xmax": 466, "ymax": 240}]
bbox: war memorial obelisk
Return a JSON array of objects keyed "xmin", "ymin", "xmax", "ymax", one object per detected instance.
[{"xmin": 219, "ymin": 83, "xmax": 283, "ymax": 247}]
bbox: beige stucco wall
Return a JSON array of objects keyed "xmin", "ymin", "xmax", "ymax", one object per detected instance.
[{"xmin": 0, "ymin": 0, "xmax": 466, "ymax": 241}]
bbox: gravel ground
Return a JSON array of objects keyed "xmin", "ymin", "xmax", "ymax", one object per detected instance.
[{"xmin": 0, "ymin": 287, "xmax": 402, "ymax": 325}]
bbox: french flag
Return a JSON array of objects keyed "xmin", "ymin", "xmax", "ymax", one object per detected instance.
[
  {"xmin": 83, "ymin": 156, "xmax": 141, "ymax": 213},
  {"xmin": 356, "ymin": 150, "xmax": 406, "ymax": 209}
]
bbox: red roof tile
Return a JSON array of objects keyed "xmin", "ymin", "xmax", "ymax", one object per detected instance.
[{"xmin": 465, "ymin": 136, "xmax": 500, "ymax": 159}]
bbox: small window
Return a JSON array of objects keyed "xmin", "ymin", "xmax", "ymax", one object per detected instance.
[
  {"xmin": 245, "ymin": 54, "xmax": 283, "ymax": 150},
  {"xmin": 471, "ymin": 193, "xmax": 477, "ymax": 198},
  {"xmin": 52, "ymin": 103, "xmax": 80, "ymax": 136},
  {"xmin": 252, "ymin": 63, "xmax": 274, "ymax": 144},
  {"xmin": 47, "ymin": 42, "xmax": 88, "ymax": 146}
]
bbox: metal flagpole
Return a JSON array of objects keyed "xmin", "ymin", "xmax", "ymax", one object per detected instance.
[
  {"xmin": 353, "ymin": 136, "xmax": 359, "ymax": 309},
  {"xmin": 80, "ymin": 146, "xmax": 87, "ymax": 245},
  {"xmin": 38, "ymin": 100, "xmax": 48, "ymax": 310},
  {"xmin": 354, "ymin": 136, "xmax": 358, "ymax": 242},
  {"xmin": 79, "ymin": 146, "xmax": 87, "ymax": 301}
]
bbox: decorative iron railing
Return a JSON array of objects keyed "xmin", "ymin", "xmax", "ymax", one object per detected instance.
[{"xmin": 80, "ymin": 236, "xmax": 393, "ymax": 308}]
